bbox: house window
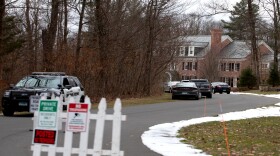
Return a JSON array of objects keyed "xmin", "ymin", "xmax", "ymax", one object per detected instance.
[
  {"xmin": 226, "ymin": 63, "xmax": 229, "ymax": 71},
  {"xmin": 169, "ymin": 63, "xmax": 176, "ymax": 71},
  {"xmin": 193, "ymin": 62, "xmax": 198, "ymax": 70},
  {"xmin": 220, "ymin": 63, "xmax": 226, "ymax": 71},
  {"xmin": 194, "ymin": 47, "xmax": 204, "ymax": 54},
  {"xmin": 261, "ymin": 63, "xmax": 268, "ymax": 69},
  {"xmin": 186, "ymin": 62, "xmax": 192, "ymax": 70},
  {"xmin": 235, "ymin": 63, "xmax": 240, "ymax": 71},
  {"xmin": 220, "ymin": 77, "xmax": 234, "ymax": 87},
  {"xmin": 179, "ymin": 46, "xmax": 185, "ymax": 56},
  {"xmin": 188, "ymin": 46, "xmax": 194, "ymax": 56},
  {"xmin": 229, "ymin": 63, "xmax": 234, "ymax": 71},
  {"xmin": 185, "ymin": 47, "xmax": 189, "ymax": 55}
]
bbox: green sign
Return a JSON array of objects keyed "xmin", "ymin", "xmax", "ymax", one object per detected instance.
[
  {"xmin": 38, "ymin": 100, "xmax": 58, "ymax": 129},
  {"xmin": 39, "ymin": 100, "xmax": 58, "ymax": 112}
]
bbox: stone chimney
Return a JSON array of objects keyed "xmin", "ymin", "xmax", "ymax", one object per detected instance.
[{"xmin": 210, "ymin": 28, "xmax": 222, "ymax": 50}]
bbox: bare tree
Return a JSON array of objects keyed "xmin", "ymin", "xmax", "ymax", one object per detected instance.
[
  {"xmin": 0, "ymin": 0, "xmax": 5, "ymax": 78},
  {"xmin": 42, "ymin": 0, "xmax": 60, "ymax": 71},
  {"xmin": 75, "ymin": 0, "xmax": 86, "ymax": 73},
  {"xmin": 247, "ymin": 0, "xmax": 260, "ymax": 85}
]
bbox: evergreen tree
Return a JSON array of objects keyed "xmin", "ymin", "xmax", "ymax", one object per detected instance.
[
  {"xmin": 1, "ymin": 16, "xmax": 25, "ymax": 56},
  {"xmin": 267, "ymin": 64, "xmax": 280, "ymax": 87},
  {"xmin": 222, "ymin": 0, "xmax": 259, "ymax": 40},
  {"xmin": 239, "ymin": 68, "xmax": 257, "ymax": 89}
]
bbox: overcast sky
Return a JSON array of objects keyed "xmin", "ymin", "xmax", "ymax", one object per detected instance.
[{"xmin": 179, "ymin": 0, "xmax": 242, "ymax": 21}]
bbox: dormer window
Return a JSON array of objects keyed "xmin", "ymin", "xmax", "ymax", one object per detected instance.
[
  {"xmin": 179, "ymin": 46, "xmax": 185, "ymax": 56},
  {"xmin": 188, "ymin": 46, "xmax": 194, "ymax": 56}
]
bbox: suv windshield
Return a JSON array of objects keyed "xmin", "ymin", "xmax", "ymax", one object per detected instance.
[{"xmin": 15, "ymin": 76, "xmax": 61, "ymax": 88}]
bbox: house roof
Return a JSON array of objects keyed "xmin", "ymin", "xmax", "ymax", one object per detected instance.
[
  {"xmin": 220, "ymin": 41, "xmax": 251, "ymax": 59},
  {"xmin": 179, "ymin": 35, "xmax": 274, "ymax": 62},
  {"xmin": 184, "ymin": 35, "xmax": 232, "ymax": 43}
]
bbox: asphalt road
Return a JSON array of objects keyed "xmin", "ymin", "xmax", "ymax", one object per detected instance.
[{"xmin": 0, "ymin": 93, "xmax": 279, "ymax": 156}]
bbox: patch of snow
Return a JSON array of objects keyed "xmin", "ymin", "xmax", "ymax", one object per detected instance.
[{"xmin": 141, "ymin": 92, "xmax": 280, "ymax": 156}]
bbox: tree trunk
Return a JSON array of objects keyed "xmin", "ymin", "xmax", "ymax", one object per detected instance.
[
  {"xmin": 42, "ymin": 0, "xmax": 60, "ymax": 71},
  {"xmin": 95, "ymin": 0, "xmax": 108, "ymax": 95},
  {"xmin": 75, "ymin": 0, "xmax": 86, "ymax": 73},
  {"xmin": 247, "ymin": 0, "xmax": 260, "ymax": 86},
  {"xmin": 25, "ymin": 0, "xmax": 35, "ymax": 72},
  {"xmin": 274, "ymin": 0, "xmax": 280, "ymax": 71},
  {"xmin": 0, "ymin": 0, "xmax": 5, "ymax": 78}
]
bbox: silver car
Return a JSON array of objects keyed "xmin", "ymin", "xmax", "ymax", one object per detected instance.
[{"xmin": 164, "ymin": 81, "xmax": 180, "ymax": 93}]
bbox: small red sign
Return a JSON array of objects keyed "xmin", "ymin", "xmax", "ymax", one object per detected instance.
[
  {"xmin": 66, "ymin": 103, "xmax": 89, "ymax": 132},
  {"xmin": 33, "ymin": 129, "xmax": 57, "ymax": 145}
]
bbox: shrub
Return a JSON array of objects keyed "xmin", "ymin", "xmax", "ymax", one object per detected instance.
[
  {"xmin": 267, "ymin": 64, "xmax": 280, "ymax": 87},
  {"xmin": 238, "ymin": 68, "xmax": 257, "ymax": 89}
]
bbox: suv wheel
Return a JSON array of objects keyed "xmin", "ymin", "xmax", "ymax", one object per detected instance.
[{"xmin": 2, "ymin": 108, "xmax": 15, "ymax": 116}]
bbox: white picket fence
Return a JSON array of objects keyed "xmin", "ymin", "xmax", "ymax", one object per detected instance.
[{"xmin": 31, "ymin": 95, "xmax": 127, "ymax": 156}]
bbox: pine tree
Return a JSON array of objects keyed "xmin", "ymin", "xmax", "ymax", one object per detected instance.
[
  {"xmin": 267, "ymin": 64, "xmax": 280, "ymax": 87},
  {"xmin": 222, "ymin": 0, "xmax": 259, "ymax": 40},
  {"xmin": 239, "ymin": 68, "xmax": 257, "ymax": 89},
  {"xmin": 1, "ymin": 16, "xmax": 25, "ymax": 55}
]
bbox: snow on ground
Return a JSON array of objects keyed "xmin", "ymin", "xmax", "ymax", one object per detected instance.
[{"xmin": 141, "ymin": 92, "xmax": 280, "ymax": 156}]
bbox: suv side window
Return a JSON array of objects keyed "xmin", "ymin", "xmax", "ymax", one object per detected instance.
[
  {"xmin": 68, "ymin": 77, "xmax": 77, "ymax": 87},
  {"xmin": 73, "ymin": 77, "xmax": 84, "ymax": 90},
  {"xmin": 63, "ymin": 78, "xmax": 70, "ymax": 87}
]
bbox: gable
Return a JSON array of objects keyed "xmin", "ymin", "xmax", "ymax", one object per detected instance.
[{"xmin": 178, "ymin": 35, "xmax": 233, "ymax": 57}]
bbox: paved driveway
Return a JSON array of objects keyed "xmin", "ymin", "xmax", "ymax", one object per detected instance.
[{"xmin": 0, "ymin": 93, "xmax": 279, "ymax": 156}]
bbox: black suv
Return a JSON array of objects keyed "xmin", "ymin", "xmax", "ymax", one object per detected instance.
[
  {"xmin": 1, "ymin": 72, "xmax": 84, "ymax": 116},
  {"xmin": 189, "ymin": 79, "xmax": 212, "ymax": 98}
]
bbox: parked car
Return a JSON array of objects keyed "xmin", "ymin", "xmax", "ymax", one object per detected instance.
[
  {"xmin": 189, "ymin": 79, "xmax": 212, "ymax": 98},
  {"xmin": 164, "ymin": 81, "xmax": 180, "ymax": 93},
  {"xmin": 181, "ymin": 80, "xmax": 190, "ymax": 83},
  {"xmin": 1, "ymin": 72, "xmax": 85, "ymax": 116},
  {"xmin": 172, "ymin": 82, "xmax": 201, "ymax": 100},
  {"xmin": 211, "ymin": 82, "xmax": 231, "ymax": 94}
]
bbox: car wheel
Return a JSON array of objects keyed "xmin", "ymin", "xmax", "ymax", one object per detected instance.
[
  {"xmin": 207, "ymin": 93, "xmax": 212, "ymax": 98},
  {"xmin": 219, "ymin": 92, "xmax": 222, "ymax": 94},
  {"xmin": 227, "ymin": 91, "xmax": 230, "ymax": 94},
  {"xmin": 2, "ymin": 108, "xmax": 15, "ymax": 116}
]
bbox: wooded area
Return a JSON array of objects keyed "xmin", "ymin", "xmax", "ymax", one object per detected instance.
[{"xmin": 1, "ymin": 0, "xmax": 280, "ymax": 101}]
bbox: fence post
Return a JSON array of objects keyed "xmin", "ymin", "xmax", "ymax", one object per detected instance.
[
  {"xmin": 111, "ymin": 98, "xmax": 124, "ymax": 156},
  {"xmin": 63, "ymin": 96, "xmax": 75, "ymax": 156},
  {"xmin": 92, "ymin": 98, "xmax": 107, "ymax": 156},
  {"xmin": 78, "ymin": 96, "xmax": 91, "ymax": 156}
]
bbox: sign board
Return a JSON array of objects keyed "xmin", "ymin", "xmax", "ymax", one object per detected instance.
[
  {"xmin": 33, "ymin": 129, "xmax": 57, "ymax": 145},
  {"xmin": 66, "ymin": 103, "xmax": 89, "ymax": 132},
  {"xmin": 29, "ymin": 95, "xmax": 41, "ymax": 113},
  {"xmin": 38, "ymin": 100, "xmax": 58, "ymax": 129}
]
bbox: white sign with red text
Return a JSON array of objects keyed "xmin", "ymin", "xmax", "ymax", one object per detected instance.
[{"xmin": 66, "ymin": 103, "xmax": 89, "ymax": 132}]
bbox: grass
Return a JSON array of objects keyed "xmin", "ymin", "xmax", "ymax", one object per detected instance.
[
  {"xmin": 241, "ymin": 90, "xmax": 280, "ymax": 95},
  {"xmin": 177, "ymin": 90, "xmax": 280, "ymax": 156},
  {"xmin": 178, "ymin": 117, "xmax": 280, "ymax": 156},
  {"xmin": 92, "ymin": 93, "xmax": 173, "ymax": 109}
]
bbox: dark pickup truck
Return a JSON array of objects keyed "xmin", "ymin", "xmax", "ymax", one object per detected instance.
[{"xmin": 189, "ymin": 79, "xmax": 212, "ymax": 98}]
